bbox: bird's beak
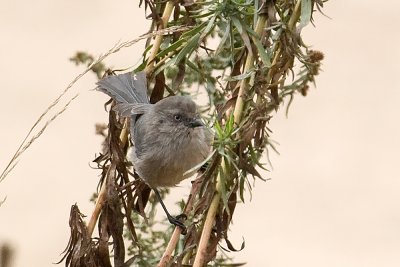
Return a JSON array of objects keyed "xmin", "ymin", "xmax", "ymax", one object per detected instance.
[{"xmin": 188, "ymin": 118, "xmax": 204, "ymax": 128}]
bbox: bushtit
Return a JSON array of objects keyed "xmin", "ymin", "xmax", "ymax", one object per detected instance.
[{"xmin": 97, "ymin": 71, "xmax": 212, "ymax": 230}]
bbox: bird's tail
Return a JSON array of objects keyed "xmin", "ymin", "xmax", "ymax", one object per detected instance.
[{"xmin": 96, "ymin": 71, "xmax": 149, "ymax": 104}]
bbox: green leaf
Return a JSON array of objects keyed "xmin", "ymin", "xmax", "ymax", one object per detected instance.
[
  {"xmin": 215, "ymin": 21, "xmax": 231, "ymax": 55},
  {"xmin": 230, "ymin": 0, "xmax": 253, "ymax": 7},
  {"xmin": 134, "ymin": 60, "xmax": 147, "ymax": 72},
  {"xmin": 214, "ymin": 119, "xmax": 224, "ymax": 137},
  {"xmin": 225, "ymin": 70, "xmax": 253, "ymax": 81},
  {"xmin": 153, "ymin": 56, "xmax": 175, "ymax": 76},
  {"xmin": 300, "ymin": 0, "xmax": 312, "ymax": 28},
  {"xmin": 245, "ymin": 25, "xmax": 271, "ymax": 67},
  {"xmin": 239, "ymin": 175, "xmax": 245, "ymax": 202},
  {"xmin": 200, "ymin": 14, "xmax": 218, "ymax": 40},
  {"xmin": 190, "ymin": 10, "xmax": 215, "ymax": 19},
  {"xmin": 155, "ymin": 38, "xmax": 186, "ymax": 59},
  {"xmin": 185, "ymin": 58, "xmax": 198, "ymax": 71},
  {"xmin": 225, "ymin": 113, "xmax": 235, "ymax": 134},
  {"xmin": 231, "ymin": 16, "xmax": 253, "ymax": 58},
  {"xmin": 230, "ymin": 16, "xmax": 243, "ymax": 34},
  {"xmin": 219, "ymin": 167, "xmax": 230, "ymax": 216},
  {"xmin": 181, "ymin": 22, "xmax": 206, "ymax": 39},
  {"xmin": 173, "ymin": 33, "xmax": 200, "ymax": 64},
  {"xmin": 252, "ymin": 37, "xmax": 271, "ymax": 67}
]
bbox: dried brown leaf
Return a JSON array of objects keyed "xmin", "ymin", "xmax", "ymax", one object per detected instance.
[
  {"xmin": 172, "ymin": 61, "xmax": 186, "ymax": 90},
  {"xmin": 150, "ymin": 72, "xmax": 166, "ymax": 103},
  {"xmin": 58, "ymin": 205, "xmax": 99, "ymax": 267}
]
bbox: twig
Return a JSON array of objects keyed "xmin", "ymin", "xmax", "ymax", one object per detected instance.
[
  {"xmin": 87, "ymin": 120, "xmax": 129, "ymax": 237},
  {"xmin": 192, "ymin": 163, "xmax": 223, "ymax": 267},
  {"xmin": 87, "ymin": 168, "xmax": 109, "ymax": 236}
]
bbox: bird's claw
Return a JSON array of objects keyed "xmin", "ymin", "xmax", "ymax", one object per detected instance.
[
  {"xmin": 176, "ymin": 213, "xmax": 187, "ymax": 221},
  {"xmin": 168, "ymin": 214, "xmax": 187, "ymax": 235}
]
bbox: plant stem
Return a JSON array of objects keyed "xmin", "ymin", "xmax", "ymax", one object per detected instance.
[
  {"xmin": 233, "ymin": 15, "xmax": 267, "ymax": 124},
  {"xmin": 157, "ymin": 175, "xmax": 204, "ymax": 267},
  {"xmin": 192, "ymin": 187, "xmax": 221, "ymax": 267},
  {"xmin": 193, "ymin": 13, "xmax": 268, "ymax": 266},
  {"xmin": 193, "ymin": 159, "xmax": 225, "ymax": 267},
  {"xmin": 87, "ymin": 176, "xmax": 107, "ymax": 236},
  {"xmin": 87, "ymin": 121, "xmax": 129, "ymax": 237},
  {"xmin": 145, "ymin": 1, "xmax": 175, "ymax": 74},
  {"xmin": 182, "ymin": 249, "xmax": 193, "ymax": 265},
  {"xmin": 288, "ymin": 0, "xmax": 302, "ymax": 31}
]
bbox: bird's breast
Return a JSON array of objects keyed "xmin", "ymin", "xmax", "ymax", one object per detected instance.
[{"xmin": 130, "ymin": 127, "xmax": 210, "ymax": 188}]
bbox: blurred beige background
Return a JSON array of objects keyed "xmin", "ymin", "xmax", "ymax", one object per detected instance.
[{"xmin": 1, "ymin": 1, "xmax": 400, "ymax": 266}]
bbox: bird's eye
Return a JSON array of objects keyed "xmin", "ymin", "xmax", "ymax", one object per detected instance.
[{"xmin": 174, "ymin": 114, "xmax": 182, "ymax": 121}]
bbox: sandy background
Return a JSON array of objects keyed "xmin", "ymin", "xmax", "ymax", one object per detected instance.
[{"xmin": 1, "ymin": 1, "xmax": 400, "ymax": 266}]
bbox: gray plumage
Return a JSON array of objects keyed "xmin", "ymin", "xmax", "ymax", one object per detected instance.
[
  {"xmin": 96, "ymin": 71, "xmax": 212, "ymax": 188},
  {"xmin": 97, "ymin": 72, "xmax": 149, "ymax": 104}
]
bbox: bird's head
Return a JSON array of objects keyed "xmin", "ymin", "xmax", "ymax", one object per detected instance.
[{"xmin": 154, "ymin": 96, "xmax": 204, "ymax": 131}]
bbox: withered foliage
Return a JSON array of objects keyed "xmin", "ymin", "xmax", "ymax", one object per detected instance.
[
  {"xmin": 58, "ymin": 205, "xmax": 99, "ymax": 267},
  {"xmin": 61, "ymin": 0, "xmax": 326, "ymax": 266},
  {"xmin": 60, "ymin": 108, "xmax": 142, "ymax": 267}
]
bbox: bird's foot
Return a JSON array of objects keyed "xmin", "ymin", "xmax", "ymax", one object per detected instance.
[
  {"xmin": 167, "ymin": 213, "xmax": 187, "ymax": 235},
  {"xmin": 175, "ymin": 213, "xmax": 187, "ymax": 221}
]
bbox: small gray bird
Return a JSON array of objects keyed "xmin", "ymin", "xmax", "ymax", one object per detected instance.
[{"xmin": 97, "ymin": 71, "xmax": 212, "ymax": 230}]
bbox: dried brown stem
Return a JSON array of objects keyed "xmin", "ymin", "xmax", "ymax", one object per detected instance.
[
  {"xmin": 88, "ymin": 172, "xmax": 108, "ymax": 236},
  {"xmin": 192, "ymin": 160, "xmax": 224, "ymax": 267}
]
